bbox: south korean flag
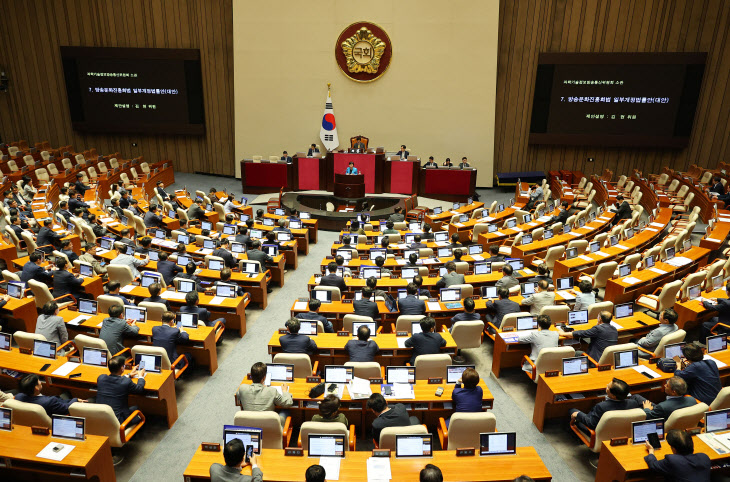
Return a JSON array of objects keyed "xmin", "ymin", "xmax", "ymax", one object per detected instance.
[{"xmin": 319, "ymin": 89, "xmax": 339, "ymax": 152}]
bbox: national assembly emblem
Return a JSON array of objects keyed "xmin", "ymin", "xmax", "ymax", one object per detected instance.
[{"xmin": 335, "ymin": 22, "xmax": 392, "ymax": 83}]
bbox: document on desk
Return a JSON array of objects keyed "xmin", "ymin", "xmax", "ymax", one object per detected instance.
[
  {"xmin": 706, "ymin": 238, "xmax": 721, "ymax": 243},
  {"xmin": 434, "ymin": 241, "xmax": 449, "ymax": 247},
  {"xmin": 293, "ymin": 301, "xmax": 308, "ymax": 311},
  {"xmin": 471, "ymin": 254, "xmax": 484, "ymax": 261},
  {"xmin": 196, "ymin": 248, "xmax": 214, "ymax": 255},
  {"xmin": 480, "ymin": 216, "xmax": 495, "ymax": 223},
  {"xmin": 699, "ymin": 433, "xmax": 730, "ymax": 454},
  {"xmin": 537, "ymin": 216, "xmax": 552, "ymax": 223},
  {"xmin": 556, "ymin": 290, "xmax": 576, "ymax": 300},
  {"xmin": 622, "ymin": 277, "xmax": 641, "ymax": 285},
  {"xmin": 426, "ymin": 301, "xmax": 442, "ymax": 311},
  {"xmin": 578, "ymin": 255, "xmax": 594, "ymax": 262},
  {"xmin": 631, "ymin": 365, "xmax": 661, "ymax": 379},
  {"xmin": 367, "ymin": 456, "xmax": 392, "ymax": 482},
  {"xmin": 665, "ymin": 256, "xmax": 692, "ymax": 267},
  {"xmin": 595, "ymin": 251, "xmax": 610, "ymax": 257},
  {"xmin": 648, "ymin": 267, "xmax": 667, "ymax": 275},
  {"xmin": 704, "ymin": 355, "xmax": 727, "ymax": 369},
  {"xmin": 319, "ymin": 457, "xmax": 341, "ymax": 480},
  {"xmin": 511, "ymin": 227, "xmax": 522, "ymax": 232},
  {"xmin": 568, "ymin": 232, "xmax": 581, "ymax": 236},
  {"xmin": 52, "ymin": 362, "xmax": 80, "ymax": 377},
  {"xmin": 609, "ymin": 321, "xmax": 623, "ymax": 330},
  {"xmin": 527, "ymin": 222, "xmax": 538, "ymax": 227},
  {"xmin": 68, "ymin": 314, "xmax": 92, "ymax": 325},
  {"xmin": 396, "ymin": 338, "xmax": 408, "ymax": 348},
  {"xmin": 96, "ymin": 248, "xmax": 110, "ymax": 255},
  {"xmin": 645, "ymin": 228, "xmax": 658, "ymax": 232},
  {"xmin": 120, "ymin": 285, "xmax": 136, "ymax": 293},
  {"xmin": 348, "ymin": 377, "xmax": 373, "ymax": 399},
  {"xmin": 392, "ymin": 383, "xmax": 415, "ymax": 399},
  {"xmin": 522, "ymin": 268, "xmax": 535, "ymax": 275},
  {"xmin": 161, "ymin": 291, "xmax": 187, "ymax": 300},
  {"xmin": 37, "ymin": 442, "xmax": 75, "ymax": 461},
  {"xmin": 209, "ymin": 296, "xmax": 225, "ymax": 305},
  {"xmin": 395, "ymin": 259, "xmax": 406, "ymax": 266},
  {"xmin": 498, "ymin": 332, "xmax": 520, "ymax": 343},
  {"xmin": 454, "ymin": 223, "xmax": 464, "ymax": 228},
  {"xmin": 615, "ymin": 244, "xmax": 630, "ymax": 250},
  {"xmin": 650, "ymin": 222, "xmax": 664, "ymax": 228}
]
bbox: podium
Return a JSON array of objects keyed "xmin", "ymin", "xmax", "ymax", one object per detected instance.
[{"xmin": 334, "ymin": 173, "xmax": 365, "ymax": 198}]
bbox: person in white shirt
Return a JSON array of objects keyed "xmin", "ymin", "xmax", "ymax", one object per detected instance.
[
  {"xmin": 573, "ymin": 279, "xmax": 596, "ymax": 311},
  {"xmin": 522, "ymin": 279, "xmax": 555, "ymax": 316},
  {"xmin": 109, "ymin": 242, "xmax": 148, "ymax": 279},
  {"xmin": 518, "ymin": 314, "xmax": 559, "ymax": 372},
  {"xmin": 223, "ymin": 193, "xmax": 237, "ymax": 215}
]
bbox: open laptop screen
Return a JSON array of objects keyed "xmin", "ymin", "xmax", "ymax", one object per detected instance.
[
  {"xmin": 446, "ymin": 365, "xmax": 475, "ymax": 384},
  {"xmin": 52, "ymin": 415, "xmax": 85, "ymax": 441},
  {"xmin": 480, "ymin": 432, "xmax": 516, "ymax": 456},
  {"xmin": 223, "ymin": 425, "xmax": 262, "ymax": 454},
  {"xmin": 386, "ymin": 366, "xmax": 416, "ymax": 384},
  {"xmin": 308, "ymin": 434, "xmax": 346, "ymax": 458},
  {"xmin": 395, "ymin": 434, "xmax": 433, "ymax": 458}
]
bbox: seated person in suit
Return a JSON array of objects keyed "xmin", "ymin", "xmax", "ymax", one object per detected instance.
[
  {"xmin": 109, "ymin": 242, "xmax": 148, "ymax": 280},
  {"xmin": 116, "ymin": 228, "xmax": 136, "ymax": 246},
  {"xmin": 569, "ymin": 378, "xmax": 640, "ymax": 432},
  {"xmin": 447, "ymin": 367, "xmax": 483, "ymax": 427},
  {"xmin": 412, "ymin": 275, "xmax": 431, "ymax": 298},
  {"xmin": 106, "ymin": 281, "xmax": 135, "ymax": 306},
  {"xmin": 380, "ymin": 236, "xmax": 394, "ymax": 255},
  {"xmin": 528, "ymin": 264, "xmax": 552, "ymax": 285},
  {"xmin": 156, "ymin": 251, "xmax": 183, "ymax": 286},
  {"xmin": 214, "ymin": 269, "xmax": 245, "ymax": 297},
  {"xmin": 312, "ymin": 394, "xmax": 349, "ymax": 425},
  {"xmin": 487, "ymin": 244, "xmax": 505, "ymax": 263},
  {"xmin": 610, "ymin": 195, "xmax": 632, "ymax": 224},
  {"xmin": 443, "ymin": 157, "xmax": 453, "ymax": 167},
  {"xmin": 448, "ymin": 233, "xmax": 463, "ymax": 249},
  {"xmin": 119, "ymin": 191, "xmax": 131, "ymax": 210},
  {"xmin": 382, "ymin": 221, "xmax": 398, "ymax": 235},
  {"xmin": 273, "ymin": 218, "xmax": 291, "ymax": 234},
  {"xmin": 334, "ymin": 255, "xmax": 352, "ymax": 278},
  {"xmin": 345, "ymin": 324, "xmax": 379, "ymax": 362},
  {"xmin": 16, "ymin": 373, "xmax": 86, "ymax": 416},
  {"xmin": 36, "ymin": 218, "xmax": 62, "ymax": 254},
  {"xmin": 100, "ymin": 304, "xmax": 139, "ymax": 355},
  {"xmin": 398, "ymin": 145, "xmax": 409, "ymax": 160},
  {"xmin": 7, "ymin": 215, "xmax": 24, "ymax": 238},
  {"xmin": 53, "ymin": 258, "xmax": 85, "ymax": 302},
  {"xmin": 518, "ymin": 314, "xmax": 559, "ymax": 372},
  {"xmin": 109, "ymin": 199, "xmax": 124, "ymax": 220},
  {"xmin": 644, "ymin": 429, "xmax": 711, "ymax": 481},
  {"xmin": 550, "ymin": 201, "xmax": 573, "ymax": 225},
  {"xmin": 213, "ymin": 238, "xmax": 237, "ymax": 269},
  {"xmin": 345, "ymin": 161, "xmax": 359, "ymax": 175},
  {"xmin": 280, "ymin": 318, "xmax": 318, "ymax": 354},
  {"xmin": 35, "ymin": 301, "xmax": 68, "ymax": 346},
  {"xmin": 177, "ymin": 261, "xmax": 205, "ymax": 292},
  {"xmin": 435, "ymin": 261, "xmax": 465, "ymax": 290},
  {"xmin": 423, "ymin": 156, "xmax": 438, "ymax": 168},
  {"xmin": 632, "ymin": 377, "xmax": 698, "ymax": 422},
  {"xmin": 295, "ymin": 298, "xmax": 334, "ymax": 333},
  {"xmin": 410, "ymin": 235, "xmax": 427, "ymax": 249},
  {"xmin": 187, "ymin": 198, "xmax": 207, "ymax": 223},
  {"xmin": 354, "ymin": 287, "xmax": 380, "ymax": 319},
  {"xmin": 136, "ymin": 236, "xmax": 152, "ymax": 256},
  {"xmin": 156, "ymin": 180, "xmax": 170, "ymax": 201},
  {"xmin": 458, "ymin": 157, "xmax": 470, "ymax": 168},
  {"xmin": 421, "ymin": 224, "xmax": 434, "ymax": 240},
  {"xmin": 367, "ymin": 393, "xmax": 419, "ymax": 442},
  {"xmin": 525, "ymin": 183, "xmax": 543, "ymax": 210},
  {"xmin": 485, "ymin": 288, "xmax": 521, "ymax": 330},
  {"xmin": 352, "ymin": 137, "xmax": 366, "ymax": 151},
  {"xmin": 143, "ymin": 282, "xmax": 171, "ymax": 310},
  {"xmin": 701, "ymin": 282, "xmax": 730, "ymax": 340},
  {"xmin": 374, "ymin": 256, "xmax": 391, "ymax": 277},
  {"xmin": 281, "ymin": 150, "xmax": 292, "ymax": 163},
  {"xmin": 236, "ymin": 362, "xmax": 293, "ymax": 427},
  {"xmin": 404, "ymin": 252, "xmax": 421, "ymax": 268},
  {"xmin": 572, "ymin": 279, "xmax": 596, "ymax": 311},
  {"xmin": 59, "ymin": 238, "xmax": 78, "ymax": 264},
  {"xmin": 319, "ymin": 261, "xmax": 347, "ymax": 294},
  {"xmin": 420, "ymin": 465, "xmax": 443, "ymax": 482},
  {"xmin": 522, "ymin": 279, "xmax": 555, "ymax": 316},
  {"xmin": 450, "ymin": 297, "xmax": 481, "ymax": 331},
  {"xmin": 637, "ymin": 308, "xmax": 678, "ymax": 353},
  {"xmin": 495, "ymin": 264, "xmax": 519, "ymax": 290},
  {"xmin": 307, "ymin": 144, "xmax": 320, "ymax": 156},
  {"xmin": 96, "ymin": 355, "xmax": 146, "ymax": 432},
  {"xmin": 20, "ymin": 251, "xmax": 53, "ymax": 286},
  {"xmin": 405, "ymin": 317, "xmax": 446, "ymax": 364},
  {"xmin": 673, "ymin": 342, "xmax": 721, "ymax": 405},
  {"xmin": 180, "ymin": 291, "xmax": 227, "ymax": 327},
  {"xmin": 339, "ymin": 235, "xmax": 358, "ymax": 254},
  {"xmin": 388, "ymin": 207, "xmax": 405, "ymax": 223},
  {"xmin": 234, "ymin": 225, "xmax": 251, "ymax": 249},
  {"xmin": 398, "ymin": 282, "xmax": 426, "ymax": 315},
  {"xmin": 367, "ymin": 276, "xmax": 388, "ymax": 300},
  {"xmin": 558, "ymin": 311, "xmax": 618, "ymax": 364},
  {"xmin": 255, "ymin": 209, "xmax": 265, "ymax": 223},
  {"xmin": 210, "ymin": 439, "xmax": 263, "ymax": 482},
  {"xmin": 349, "ymin": 220, "xmax": 365, "ymax": 236},
  {"xmin": 144, "ymin": 204, "xmax": 165, "ymax": 229},
  {"xmin": 710, "ymin": 176, "xmax": 725, "ymax": 195}
]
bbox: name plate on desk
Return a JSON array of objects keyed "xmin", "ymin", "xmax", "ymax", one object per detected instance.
[
  {"xmin": 610, "ymin": 437, "xmax": 628, "ymax": 446},
  {"xmin": 456, "ymin": 447, "xmax": 476, "ymax": 456},
  {"xmin": 544, "ymin": 370, "xmax": 559, "ymax": 378},
  {"xmin": 306, "ymin": 376, "xmax": 322, "ymax": 383},
  {"xmin": 342, "ymin": 299, "xmax": 352, "ymax": 304},
  {"xmin": 429, "ymin": 273, "xmax": 437, "ymax": 277},
  {"xmin": 372, "ymin": 449, "xmax": 391, "ymax": 457},
  {"xmin": 597, "ymin": 364, "xmax": 612, "ymax": 372},
  {"xmin": 396, "ymin": 331, "xmax": 408, "ymax": 337},
  {"xmin": 31, "ymin": 426, "xmax": 50, "ymax": 435},
  {"xmin": 685, "ymin": 427, "xmax": 702, "ymax": 435},
  {"xmin": 201, "ymin": 443, "xmax": 221, "ymax": 452},
  {"xmin": 502, "ymin": 327, "xmax": 514, "ymax": 332},
  {"xmin": 428, "ymin": 377, "xmax": 443, "ymax": 384},
  {"xmin": 19, "ymin": 348, "xmax": 32, "ymax": 355},
  {"xmin": 472, "ymin": 295, "xmax": 481, "ymax": 300},
  {"xmin": 285, "ymin": 448, "xmax": 304, "ymax": 456},
  {"xmin": 278, "ymin": 328, "xmax": 288, "ymax": 334},
  {"xmin": 337, "ymin": 331, "xmax": 350, "ymax": 337},
  {"xmin": 369, "ymin": 377, "xmax": 383, "ymax": 384}
]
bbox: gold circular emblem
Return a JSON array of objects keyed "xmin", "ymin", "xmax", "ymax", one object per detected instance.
[{"xmin": 335, "ymin": 22, "xmax": 392, "ymax": 82}]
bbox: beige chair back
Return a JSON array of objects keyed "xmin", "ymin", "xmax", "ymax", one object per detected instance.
[
  {"xmin": 589, "ymin": 408, "xmax": 646, "ymax": 452},
  {"xmin": 541, "ymin": 246, "xmax": 565, "ymax": 270},
  {"xmin": 273, "ymin": 353, "xmax": 313, "ymax": 378},
  {"xmin": 344, "ymin": 361, "xmax": 382, "ymax": 379},
  {"xmin": 445, "ymin": 412, "xmax": 497, "ymax": 450},
  {"xmin": 539, "ymin": 305, "xmax": 569, "ymax": 324},
  {"xmin": 97, "ymin": 294, "xmax": 125, "ymax": 314},
  {"xmin": 74, "ymin": 334, "xmax": 112, "ymax": 357},
  {"xmin": 2, "ymin": 269, "xmax": 20, "ymax": 282},
  {"xmin": 592, "ymin": 262, "xmax": 618, "ymax": 289},
  {"xmin": 379, "ymin": 425, "xmax": 428, "ymax": 449},
  {"xmin": 664, "ymin": 402, "xmax": 709, "ymax": 432},
  {"xmin": 500, "ymin": 312, "xmax": 533, "ymax": 330},
  {"xmin": 138, "ymin": 302, "xmax": 168, "ymax": 322},
  {"xmin": 342, "ymin": 314, "xmax": 375, "ymax": 334},
  {"xmin": 711, "ymin": 387, "xmax": 730, "ymax": 410},
  {"xmin": 27, "ymin": 279, "xmax": 54, "ymax": 308},
  {"xmin": 680, "ymin": 272, "xmax": 707, "ymax": 299},
  {"xmin": 451, "ymin": 320, "xmax": 485, "ymax": 350},
  {"xmin": 655, "ymin": 329, "xmax": 686, "ymax": 358},
  {"xmin": 300, "ymin": 422, "xmax": 350, "ymax": 450},
  {"xmin": 587, "ymin": 301, "xmax": 614, "ymax": 320},
  {"xmin": 233, "ymin": 411, "xmax": 285, "ymax": 449},
  {"xmin": 449, "ymin": 283, "xmax": 473, "ymax": 298},
  {"xmin": 107, "ymin": 265, "xmax": 134, "ymax": 287},
  {"xmin": 395, "ymin": 315, "xmax": 427, "ymax": 332},
  {"xmin": 597, "ymin": 343, "xmax": 639, "ymax": 366},
  {"xmin": 453, "ymin": 262, "xmax": 469, "ymax": 275},
  {"xmin": 413, "ymin": 354, "xmax": 452, "ymax": 380},
  {"xmin": 535, "ymin": 347, "xmax": 575, "ymax": 380},
  {"xmin": 313, "ymin": 286, "xmax": 341, "ymax": 302},
  {"xmin": 69, "ymin": 403, "xmax": 127, "ymax": 447},
  {"xmin": 14, "ymin": 331, "xmax": 47, "ymax": 350},
  {"xmin": 657, "ymin": 280, "xmax": 683, "ymax": 311},
  {"xmin": 131, "ymin": 345, "xmax": 172, "ymax": 369},
  {"xmin": 3, "ymin": 399, "xmax": 53, "ymax": 428}
]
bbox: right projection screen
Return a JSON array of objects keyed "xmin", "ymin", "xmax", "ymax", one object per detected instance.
[{"xmin": 529, "ymin": 52, "xmax": 706, "ymax": 147}]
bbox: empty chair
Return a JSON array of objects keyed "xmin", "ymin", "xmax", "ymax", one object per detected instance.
[
  {"xmin": 587, "ymin": 301, "xmax": 614, "ymax": 321},
  {"xmin": 450, "ymin": 320, "xmax": 484, "ymax": 356},
  {"xmin": 523, "ymin": 346, "xmax": 575, "ymax": 382},
  {"xmin": 437, "ymin": 412, "xmax": 497, "ymax": 450},
  {"xmin": 449, "ymin": 283, "xmax": 473, "ymax": 298},
  {"xmin": 13, "ymin": 331, "xmax": 49, "ymax": 351},
  {"xmin": 539, "ymin": 305, "xmax": 570, "ymax": 324},
  {"xmin": 710, "ymin": 387, "xmax": 730, "ymax": 411},
  {"xmin": 533, "ymin": 246, "xmax": 565, "ymax": 270},
  {"xmin": 27, "ymin": 279, "xmax": 74, "ymax": 309},
  {"xmin": 579, "ymin": 262, "xmax": 617, "ymax": 299},
  {"xmin": 138, "ymin": 302, "xmax": 168, "ymax": 322},
  {"xmin": 107, "ymin": 265, "xmax": 134, "ymax": 287},
  {"xmin": 413, "ymin": 354, "xmax": 452, "ymax": 380},
  {"xmin": 233, "ymin": 411, "xmax": 292, "ymax": 449},
  {"xmin": 273, "ymin": 353, "xmax": 317, "ymax": 378},
  {"xmin": 393, "ymin": 315, "xmax": 427, "ymax": 333},
  {"xmin": 313, "ymin": 286, "xmax": 341, "ymax": 301},
  {"xmin": 69, "ymin": 403, "xmax": 144, "ymax": 448},
  {"xmin": 2, "ymin": 269, "xmax": 20, "ymax": 282},
  {"xmin": 636, "ymin": 280, "xmax": 683, "ymax": 315},
  {"xmin": 597, "ymin": 343, "xmax": 640, "ymax": 366},
  {"xmin": 62, "ymin": 158, "xmax": 73, "ymax": 170},
  {"xmin": 498, "ymin": 232, "xmax": 522, "ymax": 256},
  {"xmin": 97, "ymin": 294, "xmax": 125, "ymax": 314}
]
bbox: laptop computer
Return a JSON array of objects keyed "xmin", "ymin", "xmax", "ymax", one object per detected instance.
[
  {"xmin": 614, "ymin": 349, "xmax": 639, "ymax": 369},
  {"xmin": 562, "ymin": 356, "xmax": 589, "ymax": 376},
  {"xmin": 33, "ymin": 339, "xmax": 56, "ymax": 359},
  {"xmin": 446, "ymin": 365, "xmax": 475, "ymax": 384},
  {"xmin": 479, "ymin": 432, "xmax": 516, "ymax": 456},
  {"xmin": 223, "ymin": 425, "xmax": 262, "ymax": 454},
  {"xmin": 386, "ymin": 366, "xmax": 416, "ymax": 384},
  {"xmin": 395, "ymin": 434, "xmax": 433, "ymax": 458},
  {"xmin": 82, "ymin": 347, "xmax": 108, "ymax": 367},
  {"xmin": 51, "ymin": 414, "xmax": 85, "ymax": 441},
  {"xmin": 308, "ymin": 434, "xmax": 346, "ymax": 458}
]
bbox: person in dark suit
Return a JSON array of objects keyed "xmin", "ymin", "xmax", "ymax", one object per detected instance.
[
  {"xmin": 142, "ymin": 282, "xmax": 171, "ymax": 310},
  {"xmin": 53, "ymin": 258, "xmax": 85, "ymax": 301},
  {"xmin": 36, "ymin": 218, "xmax": 62, "ymax": 254},
  {"xmin": 20, "ymin": 251, "xmax": 53, "ymax": 286},
  {"xmin": 443, "ymin": 158, "xmax": 453, "ymax": 167},
  {"xmin": 528, "ymin": 264, "xmax": 552, "ymax": 284},
  {"xmin": 631, "ymin": 377, "xmax": 698, "ymax": 421},
  {"xmin": 319, "ymin": 262, "xmax": 347, "ymax": 294},
  {"xmin": 7, "ymin": 215, "xmax": 23, "ymax": 239},
  {"xmin": 673, "ymin": 342, "xmax": 721, "ymax": 405},
  {"xmin": 307, "ymin": 144, "xmax": 320, "ymax": 157},
  {"xmin": 187, "ymin": 198, "xmax": 206, "ymax": 223},
  {"xmin": 412, "ymin": 275, "xmax": 431, "ymax": 298},
  {"xmin": 559, "ymin": 311, "xmax": 618, "ymax": 363},
  {"xmin": 611, "ymin": 195, "xmax": 632, "ymax": 224},
  {"xmin": 644, "ymin": 429, "xmax": 711, "ymax": 482},
  {"xmin": 74, "ymin": 172, "xmax": 91, "ymax": 196},
  {"xmin": 143, "ymin": 204, "xmax": 164, "ymax": 229},
  {"xmin": 485, "ymin": 288, "xmax": 520, "ymax": 331},
  {"xmin": 388, "ymin": 207, "xmax": 405, "ymax": 223},
  {"xmin": 345, "ymin": 324, "xmax": 379, "ymax": 362},
  {"xmin": 177, "ymin": 262, "xmax": 206, "ymax": 292},
  {"xmin": 57, "ymin": 201, "xmax": 73, "ymax": 222},
  {"xmin": 119, "ymin": 191, "xmax": 131, "ymax": 210},
  {"xmin": 59, "ymin": 238, "xmax": 78, "ymax": 264},
  {"xmin": 420, "ymin": 224, "xmax": 434, "ymax": 241},
  {"xmin": 273, "ymin": 218, "xmax": 291, "ymax": 235},
  {"xmin": 569, "ymin": 378, "xmax": 640, "ymax": 431},
  {"xmin": 16, "ymin": 374, "xmax": 86, "ymax": 416},
  {"xmin": 352, "ymin": 137, "xmax": 366, "ymax": 151},
  {"xmin": 550, "ymin": 201, "xmax": 573, "ymax": 225},
  {"xmin": 398, "ymin": 283, "xmax": 426, "ymax": 315},
  {"xmin": 154, "ymin": 252, "xmax": 182, "ymax": 286},
  {"xmin": 487, "ymin": 244, "xmax": 505, "ymax": 263},
  {"xmin": 117, "ymin": 228, "xmax": 136, "ymax": 247},
  {"xmin": 450, "ymin": 297, "xmax": 481, "ymax": 331},
  {"xmin": 354, "ymin": 287, "xmax": 380, "ymax": 319},
  {"xmin": 153, "ymin": 311, "xmax": 191, "ymax": 369},
  {"xmin": 458, "ymin": 157, "xmax": 470, "ymax": 168},
  {"xmin": 109, "ymin": 199, "xmax": 124, "ymax": 220},
  {"xmin": 404, "ymin": 317, "xmax": 446, "ymax": 364},
  {"xmin": 234, "ymin": 225, "xmax": 251, "ymax": 249},
  {"xmin": 213, "ymin": 238, "xmax": 237, "ymax": 269},
  {"xmin": 404, "ymin": 253, "xmax": 421, "ymax": 268},
  {"xmin": 68, "ymin": 192, "xmax": 89, "ymax": 213},
  {"xmin": 210, "ymin": 439, "xmax": 263, "ymax": 482},
  {"xmin": 96, "ymin": 355, "xmax": 146, "ymax": 428},
  {"xmin": 435, "ymin": 261, "xmax": 465, "ymax": 290},
  {"xmin": 295, "ymin": 298, "xmax": 333, "ymax": 333},
  {"xmin": 106, "ymin": 281, "xmax": 135, "ymax": 306},
  {"xmin": 701, "ymin": 282, "xmax": 730, "ymax": 340},
  {"xmin": 280, "ymin": 151, "xmax": 292, "ymax": 163},
  {"xmin": 398, "ymin": 145, "xmax": 409, "ymax": 160},
  {"xmin": 709, "ymin": 176, "xmax": 725, "ymax": 195},
  {"xmin": 214, "ymin": 269, "xmax": 245, "ymax": 297},
  {"xmin": 180, "ymin": 291, "xmax": 226, "ymax": 327},
  {"xmin": 447, "ymin": 233, "xmax": 464, "ymax": 249},
  {"xmin": 423, "ymin": 156, "xmax": 437, "ymax": 168},
  {"xmin": 410, "ymin": 235, "xmax": 427, "ymax": 249},
  {"xmin": 279, "ymin": 318, "xmax": 317, "ymax": 354},
  {"xmin": 155, "ymin": 181, "xmax": 170, "ymax": 202},
  {"xmin": 246, "ymin": 240, "xmax": 273, "ymax": 267}
]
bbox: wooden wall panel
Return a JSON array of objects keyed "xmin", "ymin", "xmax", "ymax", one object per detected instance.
[
  {"xmin": 495, "ymin": 0, "xmax": 730, "ymax": 179},
  {"xmin": 0, "ymin": 0, "xmax": 234, "ymax": 175}
]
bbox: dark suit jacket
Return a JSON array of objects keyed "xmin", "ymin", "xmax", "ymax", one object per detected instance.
[
  {"xmin": 188, "ymin": 205, "xmax": 206, "ymax": 221},
  {"xmin": 641, "ymin": 395, "xmax": 698, "ymax": 421},
  {"xmin": 180, "ymin": 305, "xmax": 211, "ymax": 324},
  {"xmin": 53, "ymin": 270, "xmax": 84, "ymax": 300},
  {"xmin": 158, "ymin": 188, "xmax": 170, "ymax": 201},
  {"xmin": 614, "ymin": 201, "xmax": 632, "ymax": 222},
  {"xmin": 398, "ymin": 150, "xmax": 410, "ymax": 159},
  {"xmin": 279, "ymin": 333, "xmax": 317, "ymax": 354},
  {"xmin": 157, "ymin": 260, "xmax": 183, "ymax": 286},
  {"xmin": 152, "ymin": 324, "xmax": 189, "ymax": 362},
  {"xmin": 74, "ymin": 181, "xmax": 89, "ymax": 195},
  {"xmin": 675, "ymin": 360, "xmax": 722, "ymax": 405},
  {"xmin": 111, "ymin": 206, "xmax": 124, "ymax": 220},
  {"xmin": 119, "ymin": 197, "xmax": 130, "ymax": 209},
  {"xmin": 15, "ymin": 393, "xmax": 77, "ymax": 416},
  {"xmin": 551, "ymin": 209, "xmax": 571, "ymax": 225},
  {"xmin": 404, "ymin": 332, "xmax": 446, "ymax": 364},
  {"xmin": 21, "ymin": 262, "xmax": 53, "ymax": 286},
  {"xmin": 702, "ymin": 298, "xmax": 730, "ymax": 325},
  {"xmin": 58, "ymin": 209, "xmax": 73, "ymax": 222},
  {"xmin": 307, "ymin": 148, "xmax": 320, "ymax": 156},
  {"xmin": 143, "ymin": 211, "xmax": 163, "ymax": 229},
  {"xmin": 68, "ymin": 197, "xmax": 89, "ymax": 212},
  {"xmin": 319, "ymin": 273, "xmax": 347, "ymax": 293},
  {"xmin": 572, "ymin": 323, "xmax": 618, "ymax": 362},
  {"xmin": 353, "ymin": 299, "xmax": 379, "ymax": 319},
  {"xmin": 37, "ymin": 226, "xmax": 62, "ymax": 253},
  {"xmin": 710, "ymin": 182, "xmax": 725, "ymax": 195},
  {"xmin": 96, "ymin": 373, "xmax": 146, "ymax": 423},
  {"xmin": 281, "ymin": 156, "xmax": 292, "ymax": 163},
  {"xmin": 644, "ymin": 452, "xmax": 711, "ymax": 482},
  {"xmin": 61, "ymin": 249, "xmax": 79, "ymax": 264},
  {"xmin": 142, "ymin": 295, "xmax": 171, "ymax": 310},
  {"xmin": 212, "ymin": 248, "xmax": 236, "ymax": 269},
  {"xmin": 234, "ymin": 234, "xmax": 251, "ymax": 248},
  {"xmin": 485, "ymin": 299, "xmax": 521, "ymax": 328},
  {"xmin": 575, "ymin": 398, "xmax": 641, "ymax": 429},
  {"xmin": 246, "ymin": 249, "xmax": 273, "ymax": 267},
  {"xmin": 398, "ymin": 295, "xmax": 426, "ymax": 315}
]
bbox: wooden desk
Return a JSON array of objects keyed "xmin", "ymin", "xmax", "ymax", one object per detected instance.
[
  {"xmin": 0, "ymin": 425, "xmax": 115, "ymax": 482},
  {"xmin": 700, "ymin": 214, "xmax": 730, "ymax": 251},
  {"xmin": 265, "ymin": 212, "xmax": 318, "ymax": 245},
  {"xmin": 477, "ymin": 208, "xmax": 560, "ymax": 246},
  {"xmin": 420, "ymin": 167, "xmax": 477, "ymax": 202},
  {"xmin": 424, "ymin": 201, "xmax": 485, "ymax": 231},
  {"xmin": 1, "ymin": 296, "xmax": 40, "ymax": 332},
  {"xmin": 183, "ymin": 447, "xmax": 551, "ymax": 482},
  {"xmin": 603, "ymin": 246, "xmax": 710, "ymax": 305},
  {"xmin": 0, "ymin": 348, "xmax": 178, "ymax": 427},
  {"xmin": 267, "ymin": 332, "xmax": 458, "ymax": 366},
  {"xmin": 58, "ymin": 310, "xmax": 219, "ymax": 374},
  {"xmin": 491, "ymin": 312, "xmax": 659, "ymax": 378},
  {"xmin": 674, "ymin": 288, "xmax": 728, "ymax": 331}
]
